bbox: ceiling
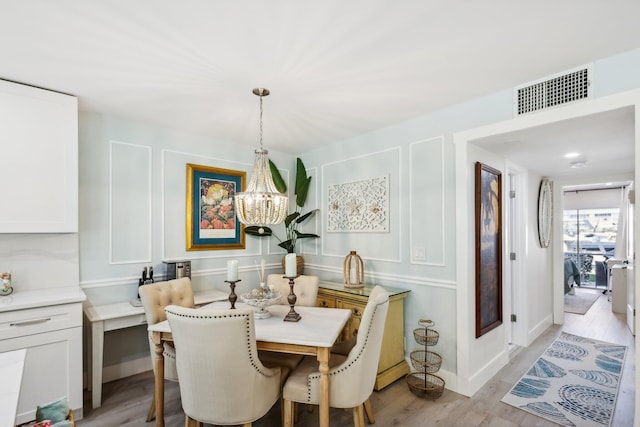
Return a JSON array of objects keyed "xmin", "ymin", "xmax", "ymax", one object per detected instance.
[
  {"xmin": 471, "ymin": 107, "xmax": 636, "ymax": 182},
  {"xmin": 1, "ymin": 1, "xmax": 639, "ymax": 158}
]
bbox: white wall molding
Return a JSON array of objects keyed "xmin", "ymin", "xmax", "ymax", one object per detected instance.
[
  {"xmin": 409, "ymin": 136, "xmax": 446, "ymax": 266},
  {"xmin": 109, "ymin": 140, "xmax": 152, "ymax": 265},
  {"xmin": 160, "ymin": 148, "xmax": 261, "ymax": 261},
  {"xmin": 307, "ymin": 263, "xmax": 457, "ymax": 289},
  {"xmin": 320, "ymin": 147, "xmax": 403, "ymax": 262}
]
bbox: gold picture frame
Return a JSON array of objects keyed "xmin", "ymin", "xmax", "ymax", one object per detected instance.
[{"xmin": 186, "ymin": 163, "xmax": 246, "ymax": 251}]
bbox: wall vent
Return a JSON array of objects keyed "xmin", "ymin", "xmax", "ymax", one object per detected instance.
[{"xmin": 514, "ymin": 64, "xmax": 592, "ymax": 116}]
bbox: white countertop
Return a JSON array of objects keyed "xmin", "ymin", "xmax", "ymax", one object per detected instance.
[
  {"xmin": 0, "ymin": 348, "xmax": 26, "ymax": 426},
  {"xmin": 84, "ymin": 289, "xmax": 228, "ymax": 322},
  {"xmin": 0, "ymin": 286, "xmax": 86, "ymax": 312}
]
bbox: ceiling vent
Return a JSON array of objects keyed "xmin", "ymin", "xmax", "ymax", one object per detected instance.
[{"xmin": 514, "ymin": 64, "xmax": 592, "ymax": 116}]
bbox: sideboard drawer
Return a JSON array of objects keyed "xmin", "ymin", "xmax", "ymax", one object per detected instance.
[
  {"xmin": 0, "ymin": 303, "xmax": 82, "ymax": 340},
  {"xmin": 316, "ymin": 296, "xmax": 337, "ymax": 309}
]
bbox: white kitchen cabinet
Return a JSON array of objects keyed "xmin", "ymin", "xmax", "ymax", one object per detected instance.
[
  {"xmin": 0, "ymin": 288, "xmax": 85, "ymax": 424},
  {"xmin": 0, "ymin": 79, "xmax": 78, "ymax": 233}
]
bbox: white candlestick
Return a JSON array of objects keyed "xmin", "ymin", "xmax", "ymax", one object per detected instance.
[
  {"xmin": 285, "ymin": 253, "xmax": 297, "ymax": 277},
  {"xmin": 227, "ymin": 260, "xmax": 238, "ymax": 281}
]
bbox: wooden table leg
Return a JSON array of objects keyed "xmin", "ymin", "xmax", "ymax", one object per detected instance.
[
  {"xmin": 152, "ymin": 332, "xmax": 165, "ymax": 427},
  {"xmin": 317, "ymin": 347, "xmax": 330, "ymax": 427}
]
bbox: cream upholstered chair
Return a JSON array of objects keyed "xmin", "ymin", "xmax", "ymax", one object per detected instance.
[
  {"xmin": 165, "ymin": 305, "xmax": 283, "ymax": 427},
  {"xmin": 139, "ymin": 277, "xmax": 195, "ymax": 421},
  {"xmin": 282, "ymin": 285, "xmax": 389, "ymax": 427},
  {"xmin": 266, "ymin": 273, "xmax": 319, "ymax": 307},
  {"xmin": 258, "ymin": 274, "xmax": 320, "ymax": 371}
]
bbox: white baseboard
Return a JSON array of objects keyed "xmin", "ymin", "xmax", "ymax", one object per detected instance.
[
  {"xmin": 465, "ymin": 348, "xmax": 509, "ymax": 396},
  {"xmin": 527, "ymin": 314, "xmax": 553, "ymax": 346},
  {"xmin": 102, "ymin": 357, "xmax": 151, "ymax": 384}
]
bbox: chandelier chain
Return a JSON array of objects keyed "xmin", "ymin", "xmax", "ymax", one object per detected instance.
[{"xmin": 259, "ymin": 94, "xmax": 264, "ymax": 151}]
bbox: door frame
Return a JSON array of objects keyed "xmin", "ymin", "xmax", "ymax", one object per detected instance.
[
  {"xmin": 504, "ymin": 161, "xmax": 527, "ymax": 347},
  {"xmin": 454, "ymin": 88, "xmax": 640, "ymax": 397}
]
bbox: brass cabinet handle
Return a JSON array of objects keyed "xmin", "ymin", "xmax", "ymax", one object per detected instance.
[{"xmin": 10, "ymin": 317, "xmax": 52, "ymax": 326}]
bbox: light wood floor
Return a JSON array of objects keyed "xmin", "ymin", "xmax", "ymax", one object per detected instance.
[{"xmin": 77, "ymin": 291, "xmax": 635, "ymax": 426}]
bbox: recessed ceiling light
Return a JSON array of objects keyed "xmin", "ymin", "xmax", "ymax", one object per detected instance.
[
  {"xmin": 564, "ymin": 152, "xmax": 580, "ymax": 158},
  {"xmin": 570, "ymin": 160, "xmax": 587, "ymax": 168}
]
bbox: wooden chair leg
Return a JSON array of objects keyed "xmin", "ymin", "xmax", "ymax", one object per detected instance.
[
  {"xmin": 242, "ymin": 423, "xmax": 252, "ymax": 427},
  {"xmin": 184, "ymin": 415, "xmax": 202, "ymax": 427},
  {"xmin": 146, "ymin": 389, "xmax": 156, "ymax": 422},
  {"xmin": 283, "ymin": 399, "xmax": 295, "ymax": 427},
  {"xmin": 352, "ymin": 404, "xmax": 366, "ymax": 427},
  {"xmin": 364, "ymin": 398, "xmax": 375, "ymax": 424}
]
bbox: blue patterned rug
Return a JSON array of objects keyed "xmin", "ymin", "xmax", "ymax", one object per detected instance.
[{"xmin": 501, "ymin": 332, "xmax": 627, "ymax": 426}]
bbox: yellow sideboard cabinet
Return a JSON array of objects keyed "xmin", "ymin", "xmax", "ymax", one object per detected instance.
[{"xmin": 317, "ymin": 281, "xmax": 410, "ymax": 390}]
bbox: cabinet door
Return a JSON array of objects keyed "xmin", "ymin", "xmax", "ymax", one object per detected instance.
[
  {"xmin": 337, "ymin": 300, "xmax": 365, "ymax": 340},
  {"xmin": 316, "ymin": 295, "xmax": 336, "ymax": 309},
  {"xmin": 0, "ymin": 327, "xmax": 83, "ymax": 424},
  {"xmin": 0, "ymin": 80, "xmax": 78, "ymax": 232}
]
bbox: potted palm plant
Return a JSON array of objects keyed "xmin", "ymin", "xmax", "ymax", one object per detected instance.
[{"xmin": 245, "ymin": 158, "xmax": 319, "ymax": 274}]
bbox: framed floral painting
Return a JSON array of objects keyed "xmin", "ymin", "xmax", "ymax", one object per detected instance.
[{"xmin": 186, "ymin": 163, "xmax": 246, "ymax": 251}]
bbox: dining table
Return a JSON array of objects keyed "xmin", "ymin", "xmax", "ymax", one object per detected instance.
[{"xmin": 148, "ymin": 300, "xmax": 352, "ymax": 427}]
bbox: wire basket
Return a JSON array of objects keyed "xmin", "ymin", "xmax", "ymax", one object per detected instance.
[
  {"xmin": 410, "ymin": 350, "xmax": 442, "ymax": 373},
  {"xmin": 405, "ymin": 372, "xmax": 445, "ymax": 399},
  {"xmin": 413, "ymin": 326, "xmax": 439, "ymax": 346}
]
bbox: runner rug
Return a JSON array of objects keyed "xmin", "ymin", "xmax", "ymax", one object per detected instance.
[
  {"xmin": 564, "ymin": 288, "xmax": 600, "ymax": 315},
  {"xmin": 501, "ymin": 332, "xmax": 627, "ymax": 427}
]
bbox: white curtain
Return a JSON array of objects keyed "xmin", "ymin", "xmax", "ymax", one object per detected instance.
[{"xmin": 614, "ymin": 186, "xmax": 629, "ymax": 260}]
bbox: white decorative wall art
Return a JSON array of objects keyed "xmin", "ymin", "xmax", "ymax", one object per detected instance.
[{"xmin": 327, "ymin": 176, "xmax": 389, "ymax": 232}]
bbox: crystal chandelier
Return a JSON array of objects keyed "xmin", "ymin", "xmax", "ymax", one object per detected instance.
[{"xmin": 235, "ymin": 88, "xmax": 288, "ymax": 226}]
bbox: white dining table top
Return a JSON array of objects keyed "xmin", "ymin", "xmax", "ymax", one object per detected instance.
[{"xmin": 149, "ymin": 302, "xmax": 351, "ymax": 348}]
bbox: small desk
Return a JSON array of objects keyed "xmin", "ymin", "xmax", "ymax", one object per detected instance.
[
  {"xmin": 83, "ymin": 289, "xmax": 228, "ymax": 408},
  {"xmin": 149, "ymin": 302, "xmax": 351, "ymax": 427},
  {"xmin": 0, "ymin": 349, "xmax": 26, "ymax": 427}
]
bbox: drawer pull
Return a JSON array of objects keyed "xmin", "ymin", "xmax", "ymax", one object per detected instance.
[{"xmin": 10, "ymin": 317, "xmax": 52, "ymax": 327}]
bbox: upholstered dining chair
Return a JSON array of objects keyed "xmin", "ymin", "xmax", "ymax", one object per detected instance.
[
  {"xmin": 165, "ymin": 305, "xmax": 283, "ymax": 427},
  {"xmin": 266, "ymin": 274, "xmax": 320, "ymax": 307},
  {"xmin": 139, "ymin": 277, "xmax": 195, "ymax": 421},
  {"xmin": 282, "ymin": 285, "xmax": 389, "ymax": 427},
  {"xmin": 259, "ymin": 274, "xmax": 321, "ymax": 371}
]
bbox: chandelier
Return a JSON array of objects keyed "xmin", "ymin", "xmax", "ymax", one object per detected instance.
[{"xmin": 234, "ymin": 88, "xmax": 288, "ymax": 226}]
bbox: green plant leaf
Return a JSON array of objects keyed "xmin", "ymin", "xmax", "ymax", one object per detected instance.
[
  {"xmin": 295, "ymin": 158, "xmax": 311, "ymax": 207},
  {"xmin": 294, "ymin": 231, "xmax": 320, "ymax": 239},
  {"xmin": 295, "ymin": 209, "xmax": 318, "ymax": 224},
  {"xmin": 277, "ymin": 240, "xmax": 295, "ymax": 253},
  {"xmin": 269, "ymin": 160, "xmax": 287, "ymax": 193},
  {"xmin": 284, "ymin": 212, "xmax": 300, "ymax": 227},
  {"xmin": 244, "ymin": 226, "xmax": 272, "ymax": 236}
]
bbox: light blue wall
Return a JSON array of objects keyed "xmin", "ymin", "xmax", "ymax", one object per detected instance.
[
  {"xmin": 78, "ymin": 112, "xmax": 296, "ymax": 368},
  {"xmin": 79, "ymin": 48, "xmax": 640, "ymax": 383}
]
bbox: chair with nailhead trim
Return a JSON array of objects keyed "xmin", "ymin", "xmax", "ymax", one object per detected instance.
[
  {"xmin": 165, "ymin": 305, "xmax": 284, "ymax": 427},
  {"xmin": 139, "ymin": 277, "xmax": 195, "ymax": 421},
  {"xmin": 281, "ymin": 285, "xmax": 389, "ymax": 427}
]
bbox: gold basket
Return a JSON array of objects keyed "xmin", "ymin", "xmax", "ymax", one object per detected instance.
[
  {"xmin": 413, "ymin": 326, "xmax": 439, "ymax": 346},
  {"xmin": 410, "ymin": 350, "xmax": 442, "ymax": 373},
  {"xmin": 405, "ymin": 372, "xmax": 445, "ymax": 399}
]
